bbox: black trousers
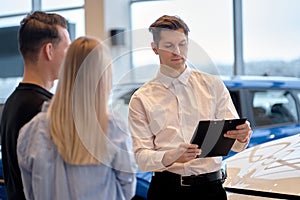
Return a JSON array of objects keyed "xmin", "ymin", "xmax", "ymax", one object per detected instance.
[{"xmin": 147, "ymin": 171, "xmax": 227, "ymax": 200}]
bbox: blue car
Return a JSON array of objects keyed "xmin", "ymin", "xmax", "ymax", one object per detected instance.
[{"xmin": 222, "ymin": 76, "xmax": 300, "ymax": 149}]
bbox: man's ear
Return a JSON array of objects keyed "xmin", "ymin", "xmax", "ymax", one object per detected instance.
[
  {"xmin": 44, "ymin": 43, "xmax": 53, "ymax": 61},
  {"xmin": 151, "ymin": 42, "xmax": 159, "ymax": 55}
]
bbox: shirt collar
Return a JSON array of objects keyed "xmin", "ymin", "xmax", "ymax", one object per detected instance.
[
  {"xmin": 177, "ymin": 66, "xmax": 191, "ymax": 85},
  {"xmin": 156, "ymin": 66, "xmax": 191, "ymax": 88}
]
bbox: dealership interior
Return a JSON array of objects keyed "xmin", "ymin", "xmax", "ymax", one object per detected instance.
[
  {"xmin": 1, "ymin": 0, "xmax": 300, "ymax": 83},
  {"xmin": 0, "ymin": 0, "xmax": 300, "ymax": 199}
]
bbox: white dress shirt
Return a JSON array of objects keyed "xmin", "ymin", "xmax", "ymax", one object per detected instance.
[{"xmin": 128, "ymin": 66, "xmax": 247, "ymax": 176}]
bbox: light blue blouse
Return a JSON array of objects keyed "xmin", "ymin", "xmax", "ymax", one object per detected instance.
[{"xmin": 17, "ymin": 104, "xmax": 137, "ymax": 200}]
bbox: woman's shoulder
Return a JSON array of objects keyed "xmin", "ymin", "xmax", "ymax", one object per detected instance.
[
  {"xmin": 17, "ymin": 112, "xmax": 54, "ymax": 168},
  {"xmin": 18, "ymin": 112, "xmax": 51, "ymax": 154},
  {"xmin": 19, "ymin": 112, "xmax": 49, "ymax": 138}
]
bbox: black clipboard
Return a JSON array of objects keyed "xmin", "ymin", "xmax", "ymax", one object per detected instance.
[{"xmin": 190, "ymin": 118, "xmax": 247, "ymax": 157}]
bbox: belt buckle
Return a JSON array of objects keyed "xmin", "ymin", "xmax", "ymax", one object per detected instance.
[{"xmin": 180, "ymin": 176, "xmax": 191, "ymax": 187}]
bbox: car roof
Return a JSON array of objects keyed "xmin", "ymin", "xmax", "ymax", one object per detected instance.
[
  {"xmin": 224, "ymin": 134, "xmax": 300, "ymax": 197},
  {"xmin": 221, "ymin": 75, "xmax": 300, "ymax": 89},
  {"xmin": 114, "ymin": 75, "xmax": 300, "ymax": 89}
]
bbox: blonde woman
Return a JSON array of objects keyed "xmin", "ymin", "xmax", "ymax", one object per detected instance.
[{"xmin": 17, "ymin": 37, "xmax": 137, "ymax": 200}]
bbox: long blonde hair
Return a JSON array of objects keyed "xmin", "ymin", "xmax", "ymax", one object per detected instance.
[{"xmin": 48, "ymin": 36, "xmax": 112, "ymax": 165}]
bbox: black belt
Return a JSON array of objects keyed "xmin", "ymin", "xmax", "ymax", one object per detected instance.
[{"xmin": 154, "ymin": 169, "xmax": 226, "ymax": 187}]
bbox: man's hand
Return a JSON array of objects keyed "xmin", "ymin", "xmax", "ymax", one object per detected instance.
[
  {"xmin": 224, "ymin": 120, "xmax": 252, "ymax": 143},
  {"xmin": 162, "ymin": 143, "xmax": 201, "ymax": 167}
]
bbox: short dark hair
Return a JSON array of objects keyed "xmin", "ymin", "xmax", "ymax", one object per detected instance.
[
  {"xmin": 18, "ymin": 11, "xmax": 68, "ymax": 62},
  {"xmin": 149, "ymin": 15, "xmax": 190, "ymax": 45}
]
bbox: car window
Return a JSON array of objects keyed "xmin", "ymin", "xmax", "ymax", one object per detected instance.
[{"xmin": 251, "ymin": 90, "xmax": 298, "ymax": 126}]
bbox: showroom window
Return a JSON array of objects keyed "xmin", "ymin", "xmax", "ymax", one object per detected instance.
[
  {"xmin": 0, "ymin": 0, "xmax": 85, "ymax": 96},
  {"xmin": 130, "ymin": 0, "xmax": 234, "ymax": 75},
  {"xmin": 131, "ymin": 0, "xmax": 300, "ymax": 77},
  {"xmin": 41, "ymin": 0, "xmax": 84, "ymax": 10},
  {"xmin": 243, "ymin": 0, "xmax": 300, "ymax": 77},
  {"xmin": 0, "ymin": 0, "xmax": 31, "ymax": 16},
  {"xmin": 0, "ymin": 0, "xmax": 84, "ymax": 38}
]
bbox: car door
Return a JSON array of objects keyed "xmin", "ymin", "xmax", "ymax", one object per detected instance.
[{"xmin": 247, "ymin": 89, "xmax": 300, "ymax": 147}]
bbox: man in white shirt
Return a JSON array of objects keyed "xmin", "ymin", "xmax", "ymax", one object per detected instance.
[{"xmin": 128, "ymin": 15, "xmax": 252, "ymax": 200}]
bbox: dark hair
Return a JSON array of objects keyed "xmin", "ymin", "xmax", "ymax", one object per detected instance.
[
  {"xmin": 149, "ymin": 15, "xmax": 190, "ymax": 45},
  {"xmin": 18, "ymin": 11, "xmax": 68, "ymax": 62}
]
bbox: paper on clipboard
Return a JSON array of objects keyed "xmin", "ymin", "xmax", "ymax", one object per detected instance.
[{"xmin": 190, "ymin": 118, "xmax": 247, "ymax": 157}]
